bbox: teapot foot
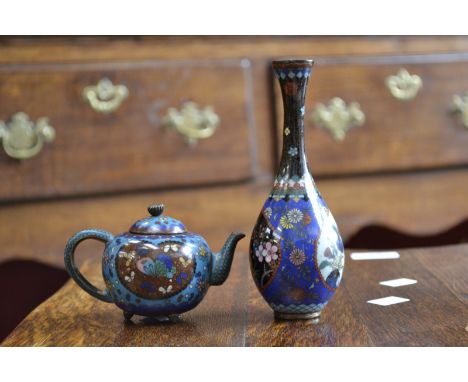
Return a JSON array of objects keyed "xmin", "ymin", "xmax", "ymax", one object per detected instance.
[
  {"xmin": 152, "ymin": 314, "xmax": 181, "ymax": 323},
  {"xmin": 274, "ymin": 310, "xmax": 321, "ymax": 323},
  {"xmin": 123, "ymin": 311, "xmax": 134, "ymax": 321}
]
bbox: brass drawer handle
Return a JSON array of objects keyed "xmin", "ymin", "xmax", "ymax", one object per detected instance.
[
  {"xmin": 83, "ymin": 78, "xmax": 128, "ymax": 114},
  {"xmin": 385, "ymin": 68, "xmax": 422, "ymax": 101},
  {"xmin": 162, "ymin": 102, "xmax": 219, "ymax": 146},
  {"xmin": 0, "ymin": 112, "xmax": 55, "ymax": 160},
  {"xmin": 450, "ymin": 91, "xmax": 468, "ymax": 129},
  {"xmin": 311, "ymin": 97, "xmax": 365, "ymax": 141}
]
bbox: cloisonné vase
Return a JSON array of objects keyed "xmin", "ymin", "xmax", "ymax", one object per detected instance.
[{"xmin": 249, "ymin": 60, "xmax": 345, "ymax": 322}]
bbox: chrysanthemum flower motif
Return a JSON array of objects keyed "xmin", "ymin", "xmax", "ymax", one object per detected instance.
[
  {"xmin": 289, "ymin": 248, "xmax": 306, "ymax": 266},
  {"xmin": 262, "ymin": 242, "xmax": 278, "ymax": 263},
  {"xmin": 280, "ymin": 215, "xmax": 294, "ymax": 229},
  {"xmin": 287, "ymin": 208, "xmax": 303, "ymax": 223},
  {"xmin": 263, "ymin": 207, "xmax": 272, "ymax": 219}
]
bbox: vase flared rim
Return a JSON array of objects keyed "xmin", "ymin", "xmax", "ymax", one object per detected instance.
[{"xmin": 272, "ymin": 59, "xmax": 314, "ymax": 69}]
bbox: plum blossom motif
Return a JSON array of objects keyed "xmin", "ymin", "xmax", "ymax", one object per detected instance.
[
  {"xmin": 263, "ymin": 207, "xmax": 272, "ymax": 219},
  {"xmin": 255, "ymin": 245, "xmax": 265, "ymax": 262},
  {"xmin": 255, "ymin": 242, "xmax": 278, "ymax": 263},
  {"xmin": 288, "ymin": 146, "xmax": 298, "ymax": 156},
  {"xmin": 289, "ymin": 248, "xmax": 306, "ymax": 266}
]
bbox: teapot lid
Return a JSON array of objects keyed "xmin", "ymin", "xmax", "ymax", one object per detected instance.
[{"xmin": 129, "ymin": 204, "xmax": 187, "ymax": 235}]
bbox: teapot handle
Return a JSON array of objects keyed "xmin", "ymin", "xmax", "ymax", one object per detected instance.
[{"xmin": 64, "ymin": 229, "xmax": 114, "ymax": 303}]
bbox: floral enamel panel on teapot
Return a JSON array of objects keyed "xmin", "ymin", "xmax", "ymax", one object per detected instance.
[
  {"xmin": 249, "ymin": 59, "xmax": 345, "ymax": 322},
  {"xmin": 64, "ymin": 204, "xmax": 245, "ymax": 321}
]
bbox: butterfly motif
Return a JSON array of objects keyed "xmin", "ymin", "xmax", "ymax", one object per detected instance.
[
  {"xmin": 179, "ymin": 257, "xmax": 192, "ymax": 267},
  {"xmin": 137, "ymin": 258, "xmax": 156, "ymax": 275},
  {"xmin": 164, "ymin": 244, "xmax": 178, "ymax": 253},
  {"xmin": 137, "ymin": 258, "xmax": 176, "ymax": 280},
  {"xmin": 118, "ymin": 251, "xmax": 135, "ymax": 267},
  {"xmin": 124, "ymin": 271, "xmax": 135, "ymax": 282},
  {"xmin": 158, "ymin": 285, "xmax": 173, "ymax": 294}
]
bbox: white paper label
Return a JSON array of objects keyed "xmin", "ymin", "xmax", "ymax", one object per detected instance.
[
  {"xmin": 379, "ymin": 278, "xmax": 417, "ymax": 287},
  {"xmin": 350, "ymin": 251, "xmax": 400, "ymax": 260},
  {"xmin": 367, "ymin": 296, "xmax": 410, "ymax": 306}
]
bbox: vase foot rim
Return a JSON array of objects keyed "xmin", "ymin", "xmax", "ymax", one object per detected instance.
[{"xmin": 274, "ymin": 310, "xmax": 321, "ymax": 322}]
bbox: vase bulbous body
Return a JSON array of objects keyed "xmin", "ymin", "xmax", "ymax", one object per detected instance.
[{"xmin": 249, "ymin": 60, "xmax": 345, "ymax": 321}]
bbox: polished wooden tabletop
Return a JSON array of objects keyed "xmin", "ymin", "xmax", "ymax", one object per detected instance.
[{"xmin": 3, "ymin": 244, "xmax": 468, "ymax": 346}]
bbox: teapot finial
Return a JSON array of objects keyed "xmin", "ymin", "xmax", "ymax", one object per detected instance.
[{"xmin": 148, "ymin": 204, "xmax": 164, "ymax": 217}]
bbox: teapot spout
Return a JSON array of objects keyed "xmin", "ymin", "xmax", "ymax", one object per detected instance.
[{"xmin": 209, "ymin": 231, "xmax": 245, "ymax": 286}]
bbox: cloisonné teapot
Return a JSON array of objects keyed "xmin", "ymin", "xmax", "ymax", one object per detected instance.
[{"xmin": 64, "ymin": 204, "xmax": 245, "ymax": 321}]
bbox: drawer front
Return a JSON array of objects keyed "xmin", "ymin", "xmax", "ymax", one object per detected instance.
[
  {"xmin": 274, "ymin": 54, "xmax": 468, "ymax": 176},
  {"xmin": 0, "ymin": 59, "xmax": 256, "ymax": 201}
]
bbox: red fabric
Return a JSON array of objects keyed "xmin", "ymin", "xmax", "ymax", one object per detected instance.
[{"xmin": 0, "ymin": 260, "xmax": 69, "ymax": 343}]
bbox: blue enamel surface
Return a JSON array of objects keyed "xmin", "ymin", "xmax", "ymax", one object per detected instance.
[
  {"xmin": 264, "ymin": 199, "xmax": 338, "ymax": 307},
  {"xmin": 102, "ymin": 232, "xmax": 211, "ymax": 316},
  {"xmin": 250, "ymin": 179, "xmax": 345, "ymax": 315},
  {"xmin": 250, "ymin": 59, "xmax": 344, "ymax": 317},
  {"xmin": 274, "ymin": 67, "xmax": 312, "ymax": 80},
  {"xmin": 130, "ymin": 215, "xmax": 186, "ymax": 234}
]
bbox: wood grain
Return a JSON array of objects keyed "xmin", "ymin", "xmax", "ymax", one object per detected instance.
[
  {"xmin": 274, "ymin": 56, "xmax": 468, "ymax": 176},
  {"xmin": 0, "ymin": 59, "xmax": 257, "ymax": 201},
  {"xmin": 2, "ymin": 36, "xmax": 468, "ymax": 64},
  {"xmin": 1, "ymin": 168, "xmax": 468, "ymax": 268},
  {"xmin": 1, "ymin": 36, "xmax": 468, "ymax": 308},
  {"xmin": 3, "ymin": 244, "xmax": 467, "ymax": 346}
]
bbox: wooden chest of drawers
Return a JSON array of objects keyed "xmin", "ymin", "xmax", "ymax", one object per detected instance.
[
  {"xmin": 0, "ymin": 58, "xmax": 256, "ymax": 201},
  {"xmin": 275, "ymin": 54, "xmax": 468, "ymax": 176},
  {"xmin": 1, "ymin": 36, "xmax": 468, "ymax": 268}
]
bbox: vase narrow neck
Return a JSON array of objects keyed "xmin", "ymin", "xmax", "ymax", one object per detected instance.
[{"xmin": 273, "ymin": 60, "xmax": 313, "ymax": 180}]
